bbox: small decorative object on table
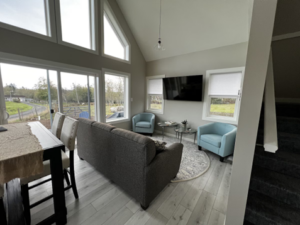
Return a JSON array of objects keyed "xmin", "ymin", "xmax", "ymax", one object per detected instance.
[{"xmin": 181, "ymin": 120, "xmax": 187, "ymax": 130}]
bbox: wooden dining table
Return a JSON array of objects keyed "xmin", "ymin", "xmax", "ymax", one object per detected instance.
[{"xmin": 1, "ymin": 122, "xmax": 67, "ymax": 225}]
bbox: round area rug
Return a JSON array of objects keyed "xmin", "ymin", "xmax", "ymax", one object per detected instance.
[{"xmin": 151, "ymin": 135, "xmax": 210, "ymax": 183}]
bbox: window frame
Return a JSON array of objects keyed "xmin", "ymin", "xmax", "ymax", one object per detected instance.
[
  {"xmin": 54, "ymin": 0, "xmax": 99, "ymax": 54},
  {"xmin": 202, "ymin": 67, "xmax": 245, "ymax": 125},
  {"xmin": 101, "ymin": 0, "xmax": 131, "ymax": 64},
  {"xmin": 146, "ymin": 75, "xmax": 165, "ymax": 115},
  {"xmin": 0, "ymin": 51, "xmax": 102, "ymax": 124},
  {"xmin": 0, "ymin": 0, "xmax": 57, "ymax": 43},
  {"xmin": 102, "ymin": 68, "xmax": 131, "ymax": 124}
]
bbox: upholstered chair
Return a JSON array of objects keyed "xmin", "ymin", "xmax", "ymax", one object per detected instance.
[
  {"xmin": 0, "ymin": 184, "xmax": 7, "ymax": 225},
  {"xmin": 51, "ymin": 112, "xmax": 65, "ymax": 139},
  {"xmin": 132, "ymin": 113, "xmax": 155, "ymax": 135},
  {"xmin": 21, "ymin": 117, "xmax": 79, "ymax": 225},
  {"xmin": 197, "ymin": 123, "xmax": 237, "ymax": 162}
]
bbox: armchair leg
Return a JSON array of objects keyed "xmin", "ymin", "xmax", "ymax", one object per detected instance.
[
  {"xmin": 140, "ymin": 203, "xmax": 149, "ymax": 210},
  {"xmin": 220, "ymin": 157, "xmax": 225, "ymax": 162},
  {"xmin": 198, "ymin": 146, "xmax": 202, "ymax": 150}
]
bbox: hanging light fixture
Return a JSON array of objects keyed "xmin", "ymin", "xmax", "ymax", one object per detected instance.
[{"xmin": 154, "ymin": 0, "xmax": 165, "ymax": 51}]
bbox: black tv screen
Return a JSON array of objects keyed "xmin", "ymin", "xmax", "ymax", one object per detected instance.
[{"xmin": 163, "ymin": 75, "xmax": 203, "ymax": 101}]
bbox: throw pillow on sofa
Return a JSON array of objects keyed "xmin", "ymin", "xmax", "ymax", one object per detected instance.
[{"xmin": 154, "ymin": 140, "xmax": 167, "ymax": 154}]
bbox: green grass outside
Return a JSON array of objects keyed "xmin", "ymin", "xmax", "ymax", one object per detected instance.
[
  {"xmin": 6, "ymin": 102, "xmax": 33, "ymax": 115},
  {"xmin": 150, "ymin": 103, "xmax": 162, "ymax": 110},
  {"xmin": 210, "ymin": 104, "xmax": 235, "ymax": 113}
]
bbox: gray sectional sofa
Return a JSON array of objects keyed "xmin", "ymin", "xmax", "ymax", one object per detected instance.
[{"xmin": 77, "ymin": 118, "xmax": 183, "ymax": 209}]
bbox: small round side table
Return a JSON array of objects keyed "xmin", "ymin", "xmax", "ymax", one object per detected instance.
[{"xmin": 175, "ymin": 128, "xmax": 197, "ymax": 143}]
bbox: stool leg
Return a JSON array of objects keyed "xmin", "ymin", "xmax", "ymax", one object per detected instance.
[
  {"xmin": 21, "ymin": 184, "xmax": 31, "ymax": 225},
  {"xmin": 0, "ymin": 198, "xmax": 7, "ymax": 225}
]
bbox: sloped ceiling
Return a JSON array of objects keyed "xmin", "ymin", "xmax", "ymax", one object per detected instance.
[{"xmin": 116, "ymin": 0, "xmax": 251, "ymax": 62}]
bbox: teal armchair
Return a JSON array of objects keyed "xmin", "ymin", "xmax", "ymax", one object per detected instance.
[
  {"xmin": 132, "ymin": 113, "xmax": 155, "ymax": 135},
  {"xmin": 197, "ymin": 123, "xmax": 237, "ymax": 162}
]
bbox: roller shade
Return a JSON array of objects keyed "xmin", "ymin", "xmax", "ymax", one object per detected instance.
[
  {"xmin": 208, "ymin": 72, "xmax": 242, "ymax": 96},
  {"xmin": 148, "ymin": 79, "xmax": 163, "ymax": 95}
]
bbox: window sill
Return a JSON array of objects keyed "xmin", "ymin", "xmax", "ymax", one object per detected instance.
[
  {"xmin": 146, "ymin": 109, "xmax": 164, "ymax": 115},
  {"xmin": 106, "ymin": 118, "xmax": 130, "ymax": 125},
  {"xmin": 102, "ymin": 53, "xmax": 131, "ymax": 64},
  {"xmin": 202, "ymin": 116, "xmax": 238, "ymax": 125},
  {"xmin": 58, "ymin": 40, "xmax": 99, "ymax": 55}
]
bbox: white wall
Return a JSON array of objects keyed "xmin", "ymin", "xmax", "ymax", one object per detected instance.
[{"xmin": 146, "ymin": 43, "xmax": 248, "ymax": 138}]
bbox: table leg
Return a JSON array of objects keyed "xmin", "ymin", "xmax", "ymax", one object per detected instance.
[
  {"xmin": 162, "ymin": 127, "xmax": 164, "ymax": 140},
  {"xmin": 194, "ymin": 133, "xmax": 196, "ymax": 144},
  {"xmin": 49, "ymin": 147, "xmax": 67, "ymax": 225},
  {"xmin": 180, "ymin": 133, "xmax": 183, "ymax": 143}
]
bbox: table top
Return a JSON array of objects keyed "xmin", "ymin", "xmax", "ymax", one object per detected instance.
[
  {"xmin": 158, "ymin": 122, "xmax": 178, "ymax": 127},
  {"xmin": 175, "ymin": 127, "xmax": 197, "ymax": 134},
  {"xmin": 28, "ymin": 122, "xmax": 64, "ymax": 150}
]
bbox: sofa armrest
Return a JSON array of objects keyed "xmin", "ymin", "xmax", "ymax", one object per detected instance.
[
  {"xmin": 144, "ymin": 143, "xmax": 183, "ymax": 207},
  {"xmin": 219, "ymin": 129, "xmax": 237, "ymax": 157}
]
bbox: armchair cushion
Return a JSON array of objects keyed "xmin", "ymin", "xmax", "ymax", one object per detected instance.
[
  {"xmin": 136, "ymin": 121, "xmax": 151, "ymax": 128},
  {"xmin": 201, "ymin": 134, "xmax": 222, "ymax": 147}
]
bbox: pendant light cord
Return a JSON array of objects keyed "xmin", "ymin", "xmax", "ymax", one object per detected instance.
[{"xmin": 159, "ymin": 0, "xmax": 162, "ymax": 40}]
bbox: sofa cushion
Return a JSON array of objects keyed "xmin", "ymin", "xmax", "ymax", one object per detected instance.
[
  {"xmin": 136, "ymin": 121, "xmax": 151, "ymax": 128},
  {"xmin": 201, "ymin": 134, "xmax": 222, "ymax": 147}
]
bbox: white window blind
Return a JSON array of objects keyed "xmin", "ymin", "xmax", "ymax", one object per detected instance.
[
  {"xmin": 148, "ymin": 79, "xmax": 163, "ymax": 95},
  {"xmin": 208, "ymin": 72, "xmax": 242, "ymax": 96}
]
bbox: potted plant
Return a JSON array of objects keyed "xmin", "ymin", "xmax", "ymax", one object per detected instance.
[{"xmin": 182, "ymin": 120, "xmax": 187, "ymax": 130}]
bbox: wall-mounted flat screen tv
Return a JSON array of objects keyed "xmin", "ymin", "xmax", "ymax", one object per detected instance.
[{"xmin": 163, "ymin": 75, "xmax": 203, "ymax": 101}]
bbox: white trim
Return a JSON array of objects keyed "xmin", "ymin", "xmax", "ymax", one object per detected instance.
[
  {"xmin": 146, "ymin": 75, "xmax": 165, "ymax": 114},
  {"xmin": 101, "ymin": 0, "xmax": 131, "ymax": 64},
  {"xmin": 0, "ymin": 0, "xmax": 57, "ymax": 43},
  {"xmin": 272, "ymin": 31, "xmax": 300, "ymax": 42},
  {"xmin": 0, "ymin": 52, "xmax": 101, "ymax": 75},
  {"xmin": 202, "ymin": 67, "xmax": 245, "ymax": 125},
  {"xmin": 54, "ymin": 0, "xmax": 99, "ymax": 55},
  {"xmin": 102, "ymin": 68, "xmax": 131, "ymax": 124},
  {"xmin": 264, "ymin": 50, "xmax": 278, "ymax": 153}
]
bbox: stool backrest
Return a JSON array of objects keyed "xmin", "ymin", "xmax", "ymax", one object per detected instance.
[
  {"xmin": 60, "ymin": 117, "xmax": 79, "ymax": 151},
  {"xmin": 51, "ymin": 112, "xmax": 65, "ymax": 139}
]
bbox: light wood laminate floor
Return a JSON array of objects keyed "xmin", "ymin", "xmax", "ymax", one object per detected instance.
[{"xmin": 29, "ymin": 141, "xmax": 232, "ymax": 225}]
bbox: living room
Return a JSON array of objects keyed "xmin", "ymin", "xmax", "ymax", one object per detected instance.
[{"xmin": 0, "ymin": 0, "xmax": 297, "ymax": 225}]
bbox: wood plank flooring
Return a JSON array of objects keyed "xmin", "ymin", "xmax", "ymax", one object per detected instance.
[{"xmin": 28, "ymin": 142, "xmax": 232, "ymax": 225}]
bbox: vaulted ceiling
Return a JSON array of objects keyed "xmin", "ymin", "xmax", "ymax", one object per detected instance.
[{"xmin": 116, "ymin": 0, "xmax": 252, "ymax": 62}]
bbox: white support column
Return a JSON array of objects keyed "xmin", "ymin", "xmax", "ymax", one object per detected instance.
[
  {"xmin": 225, "ymin": 0, "xmax": 278, "ymax": 224},
  {"xmin": 264, "ymin": 50, "xmax": 278, "ymax": 153}
]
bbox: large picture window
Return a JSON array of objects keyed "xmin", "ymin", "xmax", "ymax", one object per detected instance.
[
  {"xmin": 0, "ymin": 0, "xmax": 56, "ymax": 42},
  {"xmin": 104, "ymin": 70, "xmax": 130, "ymax": 123},
  {"xmin": 146, "ymin": 75, "xmax": 165, "ymax": 114},
  {"xmin": 102, "ymin": 0, "xmax": 130, "ymax": 62},
  {"xmin": 203, "ymin": 68, "xmax": 244, "ymax": 124},
  {"xmin": 55, "ymin": 0, "xmax": 98, "ymax": 53}
]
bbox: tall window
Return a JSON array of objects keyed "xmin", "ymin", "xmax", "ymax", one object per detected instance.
[
  {"xmin": 104, "ymin": 71, "xmax": 130, "ymax": 123},
  {"xmin": 0, "ymin": 0, "xmax": 55, "ymax": 41},
  {"xmin": 56, "ymin": 0, "xmax": 97, "ymax": 52},
  {"xmin": 146, "ymin": 75, "xmax": 165, "ymax": 114},
  {"xmin": 203, "ymin": 68, "xmax": 244, "ymax": 124},
  {"xmin": 103, "ymin": 1, "xmax": 130, "ymax": 62}
]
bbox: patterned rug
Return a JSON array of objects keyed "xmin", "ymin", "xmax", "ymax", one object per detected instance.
[{"xmin": 151, "ymin": 134, "xmax": 210, "ymax": 183}]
